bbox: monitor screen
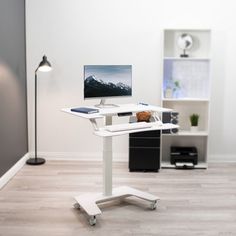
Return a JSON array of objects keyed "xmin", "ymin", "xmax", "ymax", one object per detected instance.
[{"xmin": 84, "ymin": 65, "xmax": 132, "ymax": 99}]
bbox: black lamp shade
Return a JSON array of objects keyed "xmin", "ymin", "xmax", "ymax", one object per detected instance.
[{"xmin": 38, "ymin": 55, "xmax": 52, "ymax": 72}]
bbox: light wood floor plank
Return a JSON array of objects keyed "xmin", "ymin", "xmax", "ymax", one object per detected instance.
[{"xmin": 0, "ymin": 161, "xmax": 236, "ymax": 235}]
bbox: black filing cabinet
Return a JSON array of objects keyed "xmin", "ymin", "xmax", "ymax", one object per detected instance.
[{"xmin": 129, "ymin": 130, "xmax": 160, "ymax": 172}]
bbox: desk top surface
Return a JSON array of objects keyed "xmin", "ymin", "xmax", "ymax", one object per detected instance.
[
  {"xmin": 62, "ymin": 103, "xmax": 172, "ymax": 119},
  {"xmin": 61, "ymin": 104, "xmax": 178, "ymax": 137}
]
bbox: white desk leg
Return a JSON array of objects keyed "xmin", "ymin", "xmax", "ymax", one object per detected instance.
[
  {"xmin": 103, "ymin": 136, "xmax": 112, "ymax": 196},
  {"xmin": 103, "ymin": 115, "xmax": 113, "ymax": 196}
]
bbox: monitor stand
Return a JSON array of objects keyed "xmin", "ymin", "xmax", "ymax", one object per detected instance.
[{"xmin": 95, "ymin": 99, "xmax": 119, "ymax": 108}]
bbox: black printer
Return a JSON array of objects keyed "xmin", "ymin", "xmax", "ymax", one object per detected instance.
[{"xmin": 170, "ymin": 146, "xmax": 198, "ymax": 166}]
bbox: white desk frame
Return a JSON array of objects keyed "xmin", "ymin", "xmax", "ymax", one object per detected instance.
[{"xmin": 62, "ymin": 103, "xmax": 178, "ymax": 226}]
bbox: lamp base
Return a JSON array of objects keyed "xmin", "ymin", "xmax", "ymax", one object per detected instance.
[
  {"xmin": 26, "ymin": 158, "xmax": 46, "ymax": 165},
  {"xmin": 180, "ymin": 54, "xmax": 189, "ymax": 57}
]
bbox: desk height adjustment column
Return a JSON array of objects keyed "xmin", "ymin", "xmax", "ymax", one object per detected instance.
[{"xmin": 103, "ymin": 116, "xmax": 113, "ymax": 196}]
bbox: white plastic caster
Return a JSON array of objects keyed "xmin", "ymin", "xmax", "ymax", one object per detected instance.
[
  {"xmin": 150, "ymin": 200, "xmax": 158, "ymax": 210},
  {"xmin": 74, "ymin": 203, "xmax": 81, "ymax": 209},
  {"xmin": 89, "ymin": 216, "xmax": 96, "ymax": 226}
]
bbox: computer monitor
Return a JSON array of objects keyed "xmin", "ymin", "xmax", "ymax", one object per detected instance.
[{"xmin": 84, "ymin": 65, "xmax": 132, "ymax": 107}]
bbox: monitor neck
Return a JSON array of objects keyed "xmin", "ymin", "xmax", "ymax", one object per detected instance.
[{"xmin": 95, "ymin": 99, "xmax": 119, "ymax": 108}]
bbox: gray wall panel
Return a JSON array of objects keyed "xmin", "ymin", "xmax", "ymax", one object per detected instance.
[{"xmin": 0, "ymin": 0, "xmax": 28, "ymax": 177}]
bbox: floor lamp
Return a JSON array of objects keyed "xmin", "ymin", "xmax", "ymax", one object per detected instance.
[{"xmin": 26, "ymin": 55, "xmax": 52, "ymax": 165}]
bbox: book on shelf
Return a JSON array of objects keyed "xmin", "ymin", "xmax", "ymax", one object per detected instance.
[{"xmin": 71, "ymin": 107, "xmax": 99, "ymax": 114}]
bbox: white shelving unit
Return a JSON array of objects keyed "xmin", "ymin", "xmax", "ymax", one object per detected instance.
[
  {"xmin": 162, "ymin": 131, "xmax": 208, "ymax": 137},
  {"xmin": 164, "ymin": 57, "xmax": 210, "ymax": 61},
  {"xmin": 161, "ymin": 29, "xmax": 211, "ymax": 169},
  {"xmin": 162, "ymin": 98, "xmax": 210, "ymax": 102}
]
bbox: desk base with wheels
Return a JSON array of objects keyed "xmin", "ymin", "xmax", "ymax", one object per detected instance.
[
  {"xmin": 74, "ymin": 186, "xmax": 159, "ymax": 226},
  {"xmin": 62, "ymin": 104, "xmax": 178, "ymax": 226}
]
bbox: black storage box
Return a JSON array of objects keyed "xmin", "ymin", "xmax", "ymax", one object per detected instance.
[
  {"xmin": 162, "ymin": 112, "xmax": 179, "ymax": 134},
  {"xmin": 170, "ymin": 146, "xmax": 198, "ymax": 165}
]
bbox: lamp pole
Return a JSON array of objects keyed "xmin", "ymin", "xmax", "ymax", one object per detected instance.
[
  {"xmin": 34, "ymin": 70, "xmax": 39, "ymax": 161},
  {"xmin": 26, "ymin": 56, "xmax": 52, "ymax": 165}
]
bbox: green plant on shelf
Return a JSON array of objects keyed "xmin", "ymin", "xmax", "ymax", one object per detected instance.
[
  {"xmin": 173, "ymin": 80, "xmax": 181, "ymax": 98},
  {"xmin": 190, "ymin": 113, "xmax": 199, "ymax": 126}
]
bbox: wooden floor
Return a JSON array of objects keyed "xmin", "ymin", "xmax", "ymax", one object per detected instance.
[{"xmin": 0, "ymin": 161, "xmax": 236, "ymax": 236}]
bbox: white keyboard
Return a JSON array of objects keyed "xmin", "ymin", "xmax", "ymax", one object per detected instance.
[{"xmin": 105, "ymin": 122, "xmax": 153, "ymax": 132}]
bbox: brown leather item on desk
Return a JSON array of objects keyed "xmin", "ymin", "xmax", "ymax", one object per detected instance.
[{"xmin": 136, "ymin": 111, "xmax": 151, "ymax": 122}]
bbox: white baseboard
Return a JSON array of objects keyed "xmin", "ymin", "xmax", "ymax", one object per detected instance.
[
  {"xmin": 29, "ymin": 151, "xmax": 129, "ymax": 162},
  {"xmin": 208, "ymin": 154, "xmax": 236, "ymax": 163},
  {"xmin": 0, "ymin": 153, "xmax": 29, "ymax": 190},
  {"xmin": 29, "ymin": 152, "xmax": 236, "ymax": 163}
]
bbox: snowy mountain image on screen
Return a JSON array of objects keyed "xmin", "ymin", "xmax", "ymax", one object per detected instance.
[{"xmin": 84, "ymin": 75, "xmax": 132, "ymax": 98}]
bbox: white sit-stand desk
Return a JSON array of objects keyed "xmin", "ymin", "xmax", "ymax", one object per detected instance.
[{"xmin": 62, "ymin": 103, "xmax": 178, "ymax": 225}]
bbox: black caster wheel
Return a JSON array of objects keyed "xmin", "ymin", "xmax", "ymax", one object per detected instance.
[
  {"xmin": 150, "ymin": 200, "xmax": 158, "ymax": 210},
  {"xmin": 74, "ymin": 203, "xmax": 81, "ymax": 210},
  {"xmin": 89, "ymin": 216, "xmax": 96, "ymax": 226}
]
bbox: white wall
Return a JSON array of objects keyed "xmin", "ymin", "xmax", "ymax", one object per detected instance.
[{"xmin": 26, "ymin": 0, "xmax": 236, "ymax": 161}]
